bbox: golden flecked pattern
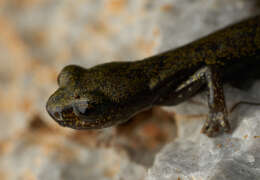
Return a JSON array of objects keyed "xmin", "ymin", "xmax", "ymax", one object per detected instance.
[{"xmin": 46, "ymin": 15, "xmax": 260, "ymax": 132}]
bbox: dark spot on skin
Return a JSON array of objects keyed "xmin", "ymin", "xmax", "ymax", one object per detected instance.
[
  {"xmin": 54, "ymin": 112, "xmax": 61, "ymax": 119},
  {"xmin": 75, "ymin": 95, "xmax": 80, "ymax": 99}
]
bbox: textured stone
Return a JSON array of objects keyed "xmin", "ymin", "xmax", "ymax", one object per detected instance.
[
  {"xmin": 0, "ymin": 120, "xmax": 146, "ymax": 180},
  {"xmin": 146, "ymin": 83, "xmax": 260, "ymax": 180}
]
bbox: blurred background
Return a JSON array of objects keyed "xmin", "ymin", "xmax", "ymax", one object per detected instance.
[{"xmin": 0, "ymin": 0, "xmax": 259, "ymax": 179}]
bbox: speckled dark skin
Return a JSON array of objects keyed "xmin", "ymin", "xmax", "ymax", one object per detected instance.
[{"xmin": 46, "ymin": 15, "xmax": 260, "ymax": 137}]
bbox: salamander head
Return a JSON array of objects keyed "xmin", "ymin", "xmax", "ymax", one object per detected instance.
[{"xmin": 46, "ymin": 65, "xmax": 114, "ymax": 129}]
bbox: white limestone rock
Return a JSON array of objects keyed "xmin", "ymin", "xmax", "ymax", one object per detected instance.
[{"xmin": 146, "ymin": 82, "xmax": 260, "ymax": 180}]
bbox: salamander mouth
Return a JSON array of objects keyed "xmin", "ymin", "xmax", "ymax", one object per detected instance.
[
  {"xmin": 46, "ymin": 101, "xmax": 114, "ymax": 129},
  {"xmin": 50, "ymin": 108, "xmax": 104, "ymax": 129},
  {"xmin": 57, "ymin": 118, "xmax": 107, "ymax": 130}
]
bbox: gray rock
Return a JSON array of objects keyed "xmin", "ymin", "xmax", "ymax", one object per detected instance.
[
  {"xmin": 0, "ymin": 132, "xmax": 146, "ymax": 180},
  {"xmin": 146, "ymin": 82, "xmax": 260, "ymax": 180},
  {"xmin": 153, "ymin": 0, "xmax": 260, "ymax": 53}
]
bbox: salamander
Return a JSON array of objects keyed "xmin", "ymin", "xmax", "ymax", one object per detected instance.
[{"xmin": 46, "ymin": 15, "xmax": 260, "ymax": 137}]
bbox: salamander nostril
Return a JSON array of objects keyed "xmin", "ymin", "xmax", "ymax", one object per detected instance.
[{"xmin": 46, "ymin": 104, "xmax": 63, "ymax": 121}]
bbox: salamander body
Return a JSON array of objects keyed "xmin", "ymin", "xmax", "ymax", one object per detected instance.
[{"xmin": 46, "ymin": 15, "xmax": 260, "ymax": 137}]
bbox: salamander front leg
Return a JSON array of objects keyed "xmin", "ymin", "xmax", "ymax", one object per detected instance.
[{"xmin": 201, "ymin": 65, "xmax": 231, "ymax": 137}]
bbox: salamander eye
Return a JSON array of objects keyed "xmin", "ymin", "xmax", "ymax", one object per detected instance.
[
  {"xmin": 57, "ymin": 67, "xmax": 72, "ymax": 87},
  {"xmin": 73, "ymin": 100, "xmax": 96, "ymax": 121},
  {"xmin": 57, "ymin": 65, "xmax": 84, "ymax": 87}
]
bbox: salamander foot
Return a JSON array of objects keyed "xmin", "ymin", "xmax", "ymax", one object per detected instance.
[{"xmin": 201, "ymin": 111, "xmax": 231, "ymax": 137}]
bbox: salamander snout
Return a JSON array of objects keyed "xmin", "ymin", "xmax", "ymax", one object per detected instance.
[
  {"xmin": 45, "ymin": 87, "xmax": 80, "ymax": 127},
  {"xmin": 46, "ymin": 103, "xmax": 75, "ymax": 123},
  {"xmin": 46, "ymin": 105, "xmax": 63, "ymax": 122},
  {"xmin": 46, "ymin": 87, "xmax": 113, "ymax": 129}
]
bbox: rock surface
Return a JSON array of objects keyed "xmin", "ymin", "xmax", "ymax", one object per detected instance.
[
  {"xmin": 146, "ymin": 82, "xmax": 260, "ymax": 180},
  {"xmin": 0, "ymin": 0, "xmax": 259, "ymax": 179}
]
